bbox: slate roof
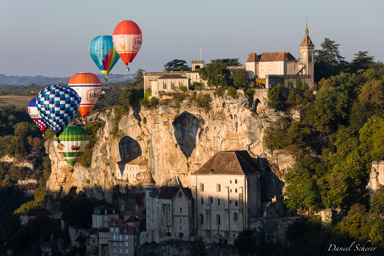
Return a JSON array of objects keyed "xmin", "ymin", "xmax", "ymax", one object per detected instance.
[
  {"xmin": 193, "ymin": 151, "xmax": 260, "ymax": 176},
  {"xmin": 300, "ymin": 26, "xmax": 314, "ymax": 46},
  {"xmin": 158, "ymin": 187, "xmax": 179, "ymax": 199}
]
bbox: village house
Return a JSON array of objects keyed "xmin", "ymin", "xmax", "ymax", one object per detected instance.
[
  {"xmin": 141, "ymin": 173, "xmax": 194, "ymax": 244},
  {"xmin": 115, "ymin": 156, "xmax": 148, "ymax": 183}
]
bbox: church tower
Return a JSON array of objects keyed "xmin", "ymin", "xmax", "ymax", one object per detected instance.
[{"xmin": 299, "ymin": 26, "xmax": 315, "ymax": 82}]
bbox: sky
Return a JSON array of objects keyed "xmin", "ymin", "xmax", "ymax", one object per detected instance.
[{"xmin": 0, "ymin": 0, "xmax": 383, "ymax": 77}]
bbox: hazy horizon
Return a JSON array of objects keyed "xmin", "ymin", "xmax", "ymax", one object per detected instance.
[{"xmin": 1, "ymin": 0, "xmax": 383, "ymax": 77}]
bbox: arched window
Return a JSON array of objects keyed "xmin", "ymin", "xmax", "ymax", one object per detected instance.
[
  {"xmin": 216, "ymin": 214, "xmax": 221, "ymax": 226},
  {"xmin": 309, "ymin": 51, "xmax": 313, "ymax": 63},
  {"xmin": 199, "ymin": 214, "xmax": 204, "ymax": 224},
  {"xmin": 233, "ymin": 212, "xmax": 238, "ymax": 221},
  {"xmin": 216, "ymin": 184, "xmax": 221, "ymax": 192},
  {"xmin": 235, "ymin": 179, "xmax": 237, "ymax": 184}
]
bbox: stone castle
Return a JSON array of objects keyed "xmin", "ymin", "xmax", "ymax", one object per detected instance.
[{"xmin": 143, "ymin": 26, "xmax": 315, "ymax": 96}]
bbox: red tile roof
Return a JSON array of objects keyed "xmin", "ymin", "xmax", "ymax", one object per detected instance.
[
  {"xmin": 259, "ymin": 52, "xmax": 296, "ymax": 62},
  {"xmin": 246, "ymin": 52, "xmax": 259, "ymax": 62}
]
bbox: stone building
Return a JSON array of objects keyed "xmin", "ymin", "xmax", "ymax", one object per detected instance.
[
  {"xmin": 143, "ymin": 60, "xmax": 206, "ymax": 97},
  {"xmin": 141, "ymin": 173, "xmax": 195, "ymax": 243},
  {"xmin": 189, "ymin": 150, "xmax": 261, "ymax": 244},
  {"xmin": 92, "ymin": 205, "xmax": 118, "ymax": 229},
  {"xmin": 367, "ymin": 161, "xmax": 384, "ymax": 196},
  {"xmin": 245, "ymin": 26, "xmax": 315, "ymax": 88},
  {"xmin": 115, "ymin": 156, "xmax": 148, "ymax": 183},
  {"xmin": 108, "ymin": 219, "xmax": 138, "ymax": 256}
]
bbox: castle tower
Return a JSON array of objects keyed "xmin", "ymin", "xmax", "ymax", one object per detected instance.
[
  {"xmin": 300, "ymin": 26, "xmax": 315, "ymax": 84},
  {"xmin": 191, "ymin": 60, "xmax": 205, "ymax": 71}
]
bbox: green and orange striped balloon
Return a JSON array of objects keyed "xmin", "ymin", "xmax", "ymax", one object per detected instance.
[{"xmin": 53, "ymin": 126, "xmax": 89, "ymax": 166}]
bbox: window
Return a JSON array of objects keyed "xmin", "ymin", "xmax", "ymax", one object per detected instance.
[
  {"xmin": 171, "ymin": 81, "xmax": 175, "ymax": 89},
  {"xmin": 235, "ymin": 179, "xmax": 237, "ymax": 184},
  {"xmin": 218, "ymin": 199, "xmax": 221, "ymax": 205},
  {"xmin": 200, "ymin": 183, "xmax": 204, "ymax": 191},
  {"xmin": 163, "ymin": 81, "xmax": 167, "ymax": 89},
  {"xmin": 110, "ymin": 227, "xmax": 113, "ymax": 233},
  {"xmin": 201, "ymin": 198, "xmax": 204, "ymax": 205},
  {"xmin": 235, "ymin": 201, "xmax": 238, "ymax": 206},
  {"xmin": 235, "ymin": 188, "xmax": 238, "ymax": 193},
  {"xmin": 230, "ymin": 180, "xmax": 232, "ymax": 184},
  {"xmin": 180, "ymin": 226, "xmax": 182, "ymax": 230},
  {"xmin": 309, "ymin": 51, "xmax": 313, "ymax": 63},
  {"xmin": 216, "ymin": 184, "xmax": 221, "ymax": 192},
  {"xmin": 179, "ymin": 207, "xmax": 182, "ymax": 213},
  {"xmin": 230, "ymin": 189, "xmax": 232, "ymax": 193},
  {"xmin": 120, "ymin": 248, "xmax": 122, "ymax": 253},
  {"xmin": 126, "ymin": 249, "xmax": 129, "ymax": 254},
  {"xmin": 125, "ymin": 241, "xmax": 128, "ymax": 245},
  {"xmin": 199, "ymin": 214, "xmax": 204, "ymax": 224},
  {"xmin": 233, "ymin": 212, "xmax": 238, "ymax": 221},
  {"xmin": 210, "ymin": 197, "xmax": 213, "ymax": 204},
  {"xmin": 216, "ymin": 214, "xmax": 221, "ymax": 225}
]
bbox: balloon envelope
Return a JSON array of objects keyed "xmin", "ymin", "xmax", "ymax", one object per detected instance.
[
  {"xmin": 113, "ymin": 20, "xmax": 142, "ymax": 67},
  {"xmin": 68, "ymin": 72, "xmax": 101, "ymax": 120},
  {"xmin": 28, "ymin": 97, "xmax": 48, "ymax": 133},
  {"xmin": 89, "ymin": 36, "xmax": 119, "ymax": 79},
  {"xmin": 53, "ymin": 126, "xmax": 89, "ymax": 166},
  {"xmin": 36, "ymin": 84, "xmax": 81, "ymax": 137}
]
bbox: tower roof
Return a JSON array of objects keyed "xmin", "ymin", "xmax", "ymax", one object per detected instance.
[{"xmin": 300, "ymin": 26, "xmax": 314, "ymax": 46}]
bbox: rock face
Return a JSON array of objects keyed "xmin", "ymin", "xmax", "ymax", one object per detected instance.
[{"xmin": 46, "ymin": 92, "xmax": 295, "ymax": 198}]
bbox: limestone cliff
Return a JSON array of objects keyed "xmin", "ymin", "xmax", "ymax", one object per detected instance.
[{"xmin": 45, "ymin": 91, "xmax": 295, "ymax": 198}]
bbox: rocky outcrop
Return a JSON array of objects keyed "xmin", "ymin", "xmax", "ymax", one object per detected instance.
[{"xmin": 46, "ymin": 92, "xmax": 295, "ymax": 198}]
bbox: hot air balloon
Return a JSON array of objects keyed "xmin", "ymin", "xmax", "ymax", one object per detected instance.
[
  {"xmin": 36, "ymin": 84, "xmax": 81, "ymax": 138},
  {"xmin": 68, "ymin": 72, "xmax": 101, "ymax": 123},
  {"xmin": 113, "ymin": 20, "xmax": 142, "ymax": 71},
  {"xmin": 89, "ymin": 35, "xmax": 119, "ymax": 82},
  {"xmin": 53, "ymin": 126, "xmax": 89, "ymax": 166},
  {"xmin": 28, "ymin": 97, "xmax": 48, "ymax": 133}
]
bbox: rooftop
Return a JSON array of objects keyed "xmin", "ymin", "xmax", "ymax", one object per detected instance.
[
  {"xmin": 158, "ymin": 74, "xmax": 188, "ymax": 79},
  {"xmin": 193, "ymin": 150, "xmax": 260, "ymax": 176}
]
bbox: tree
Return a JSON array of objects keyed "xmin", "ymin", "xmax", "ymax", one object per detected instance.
[
  {"xmin": 267, "ymin": 84, "xmax": 286, "ymax": 111},
  {"xmin": 164, "ymin": 59, "xmax": 190, "ymax": 71},
  {"xmin": 211, "ymin": 58, "xmax": 240, "ymax": 66},
  {"xmin": 134, "ymin": 69, "xmax": 145, "ymax": 86},
  {"xmin": 199, "ymin": 62, "xmax": 230, "ymax": 87},
  {"xmin": 370, "ymin": 186, "xmax": 384, "ymax": 217},
  {"xmin": 232, "ymin": 70, "xmax": 249, "ymax": 89},
  {"xmin": 314, "ymin": 38, "xmax": 346, "ymax": 81},
  {"xmin": 351, "ymin": 51, "xmax": 374, "ymax": 73}
]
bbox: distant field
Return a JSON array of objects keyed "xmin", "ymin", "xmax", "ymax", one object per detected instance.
[{"xmin": 0, "ymin": 96, "xmax": 34, "ymax": 107}]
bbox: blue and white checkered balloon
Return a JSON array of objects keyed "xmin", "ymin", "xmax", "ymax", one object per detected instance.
[{"xmin": 36, "ymin": 84, "xmax": 81, "ymax": 137}]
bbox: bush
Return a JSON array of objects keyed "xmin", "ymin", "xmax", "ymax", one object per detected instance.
[
  {"xmin": 245, "ymin": 88, "xmax": 255, "ymax": 97},
  {"xmin": 215, "ymin": 87, "xmax": 224, "ymax": 97},
  {"xmin": 143, "ymin": 117, "xmax": 147, "ymax": 124},
  {"xmin": 150, "ymin": 97, "xmax": 159, "ymax": 107},
  {"xmin": 173, "ymin": 93, "xmax": 186, "ymax": 104},
  {"xmin": 227, "ymin": 87, "xmax": 238, "ymax": 98},
  {"xmin": 179, "ymin": 86, "xmax": 188, "ymax": 93},
  {"xmin": 195, "ymin": 94, "xmax": 211, "ymax": 109},
  {"xmin": 267, "ymin": 84, "xmax": 286, "ymax": 111},
  {"xmin": 144, "ymin": 88, "xmax": 151, "ymax": 99}
]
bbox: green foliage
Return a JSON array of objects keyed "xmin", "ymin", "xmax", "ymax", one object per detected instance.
[
  {"xmin": 215, "ymin": 87, "xmax": 224, "ymax": 97},
  {"xmin": 173, "ymin": 93, "xmax": 186, "ymax": 104},
  {"xmin": 244, "ymin": 88, "xmax": 255, "ymax": 97},
  {"xmin": 227, "ymin": 87, "xmax": 238, "ymax": 99},
  {"xmin": 164, "ymin": 59, "xmax": 190, "ymax": 71},
  {"xmin": 195, "ymin": 94, "xmax": 211, "ymax": 109},
  {"xmin": 79, "ymin": 121, "xmax": 105, "ymax": 168},
  {"xmin": 144, "ymin": 88, "xmax": 151, "ymax": 100},
  {"xmin": 14, "ymin": 186, "xmax": 46, "ymax": 214},
  {"xmin": 211, "ymin": 58, "xmax": 240, "ymax": 66},
  {"xmin": 143, "ymin": 117, "xmax": 147, "ymax": 124},
  {"xmin": 284, "ymin": 155, "xmax": 321, "ymax": 211},
  {"xmin": 199, "ymin": 62, "xmax": 230, "ymax": 87},
  {"xmin": 232, "ymin": 70, "xmax": 249, "ymax": 89},
  {"xmin": 189, "ymin": 82, "xmax": 203, "ymax": 90},
  {"xmin": 140, "ymin": 97, "xmax": 160, "ymax": 108},
  {"xmin": 267, "ymin": 84, "xmax": 286, "ymax": 111},
  {"xmin": 179, "ymin": 85, "xmax": 188, "ymax": 93},
  {"xmin": 370, "ymin": 186, "xmax": 384, "ymax": 216}
]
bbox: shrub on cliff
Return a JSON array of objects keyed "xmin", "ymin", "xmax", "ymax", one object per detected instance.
[
  {"xmin": 227, "ymin": 87, "xmax": 238, "ymax": 99},
  {"xmin": 195, "ymin": 93, "xmax": 211, "ymax": 109}
]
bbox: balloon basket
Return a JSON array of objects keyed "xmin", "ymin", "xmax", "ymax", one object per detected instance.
[
  {"xmin": 104, "ymin": 78, "xmax": 107, "ymax": 82},
  {"xmin": 126, "ymin": 67, "xmax": 129, "ymax": 72}
]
